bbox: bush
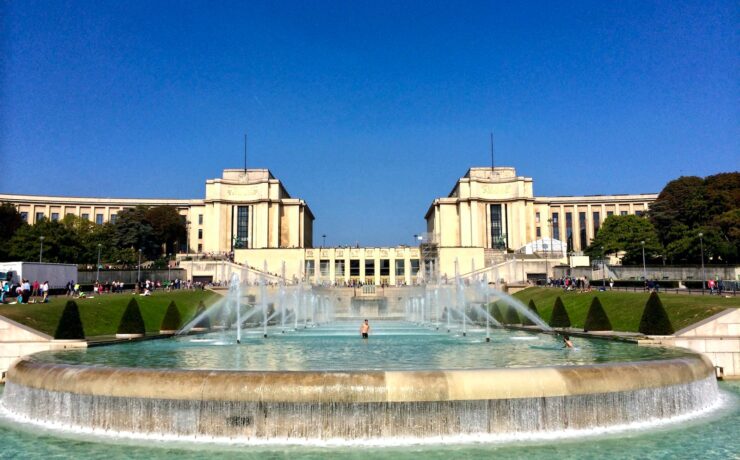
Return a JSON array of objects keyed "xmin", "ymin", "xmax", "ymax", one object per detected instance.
[
  {"xmin": 549, "ymin": 296, "xmax": 571, "ymax": 328},
  {"xmin": 504, "ymin": 305, "xmax": 520, "ymax": 325},
  {"xmin": 583, "ymin": 297, "xmax": 612, "ymax": 331},
  {"xmin": 54, "ymin": 300, "xmax": 85, "ymax": 340},
  {"xmin": 521, "ymin": 299, "xmax": 539, "ymax": 326},
  {"xmin": 160, "ymin": 301, "xmax": 182, "ymax": 332},
  {"xmin": 639, "ymin": 292, "xmax": 674, "ymax": 335},
  {"xmin": 490, "ymin": 302, "xmax": 505, "ymax": 324},
  {"xmin": 194, "ymin": 300, "xmax": 211, "ymax": 329},
  {"xmin": 117, "ymin": 298, "xmax": 146, "ymax": 335}
]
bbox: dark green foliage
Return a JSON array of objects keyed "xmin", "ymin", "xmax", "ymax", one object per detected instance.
[
  {"xmin": 521, "ymin": 299, "xmax": 539, "ymax": 326},
  {"xmin": 194, "ymin": 300, "xmax": 211, "ymax": 329},
  {"xmin": 0, "ymin": 202, "xmax": 25, "ymax": 261},
  {"xmin": 585, "ymin": 215, "xmax": 662, "ymax": 265},
  {"xmin": 504, "ymin": 305, "xmax": 520, "ymax": 325},
  {"xmin": 639, "ymin": 292, "xmax": 674, "ymax": 335},
  {"xmin": 549, "ymin": 296, "xmax": 571, "ymax": 328},
  {"xmin": 54, "ymin": 301, "xmax": 85, "ymax": 340},
  {"xmin": 117, "ymin": 298, "xmax": 146, "ymax": 335},
  {"xmin": 490, "ymin": 302, "xmax": 505, "ymax": 324},
  {"xmin": 160, "ymin": 301, "xmax": 182, "ymax": 331},
  {"xmin": 583, "ymin": 297, "xmax": 612, "ymax": 331}
]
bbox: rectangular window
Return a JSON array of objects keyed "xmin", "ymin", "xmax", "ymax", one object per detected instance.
[
  {"xmin": 51, "ymin": 212, "xmax": 60, "ymax": 222},
  {"xmin": 620, "ymin": 211, "xmax": 628, "ymax": 216},
  {"xmin": 579, "ymin": 212, "xmax": 587, "ymax": 249},
  {"xmin": 490, "ymin": 204, "xmax": 505, "ymax": 249},
  {"xmin": 95, "ymin": 213, "xmax": 104, "ymax": 225},
  {"xmin": 565, "ymin": 212, "xmax": 573, "ymax": 249},
  {"xmin": 349, "ymin": 259, "xmax": 360, "ymax": 277},
  {"xmin": 197, "ymin": 243, "xmax": 203, "ymax": 252},
  {"xmin": 410, "ymin": 259, "xmax": 420, "ymax": 276},
  {"xmin": 593, "ymin": 211, "xmax": 600, "ymax": 236},
  {"xmin": 535, "ymin": 212, "xmax": 540, "ymax": 224},
  {"xmin": 365, "ymin": 259, "xmax": 375, "ymax": 276},
  {"xmin": 235, "ymin": 206, "xmax": 249, "ymax": 248},
  {"xmin": 35, "ymin": 212, "xmax": 45, "ymax": 222},
  {"xmin": 320, "ymin": 259, "xmax": 330, "ymax": 276},
  {"xmin": 304, "ymin": 260, "xmax": 315, "ymax": 278},
  {"xmin": 380, "ymin": 259, "xmax": 390, "ymax": 276},
  {"xmin": 20, "ymin": 212, "xmax": 28, "ymax": 223},
  {"xmin": 536, "ymin": 227, "xmax": 541, "ymax": 238},
  {"xmin": 198, "ymin": 229, "xmax": 203, "ymax": 239},
  {"xmin": 607, "ymin": 211, "xmax": 614, "ymax": 217},
  {"xmin": 635, "ymin": 210, "xmax": 644, "ymax": 217},
  {"xmin": 81, "ymin": 213, "xmax": 90, "ymax": 221},
  {"xmin": 335, "ymin": 260, "xmax": 345, "ymax": 277},
  {"xmin": 110, "ymin": 214, "xmax": 117, "ymax": 224},
  {"xmin": 395, "ymin": 260, "xmax": 405, "ymax": 277},
  {"xmin": 551, "ymin": 213, "xmax": 560, "ymax": 240},
  {"xmin": 198, "ymin": 214, "xmax": 203, "ymax": 225}
]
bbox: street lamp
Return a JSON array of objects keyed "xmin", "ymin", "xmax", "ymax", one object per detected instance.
[
  {"xmin": 322, "ymin": 234, "xmax": 326, "ymax": 248},
  {"xmin": 96, "ymin": 243, "xmax": 102, "ymax": 282},
  {"xmin": 601, "ymin": 246, "xmax": 606, "ymax": 290},
  {"xmin": 641, "ymin": 240, "xmax": 647, "ymax": 290},
  {"xmin": 137, "ymin": 248, "xmax": 143, "ymax": 285},
  {"xmin": 39, "ymin": 236, "xmax": 45, "ymax": 263},
  {"xmin": 699, "ymin": 232, "xmax": 706, "ymax": 293},
  {"xmin": 167, "ymin": 253, "xmax": 172, "ymax": 282}
]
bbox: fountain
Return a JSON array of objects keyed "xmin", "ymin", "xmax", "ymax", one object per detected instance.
[{"xmin": 0, "ymin": 266, "xmax": 722, "ymax": 444}]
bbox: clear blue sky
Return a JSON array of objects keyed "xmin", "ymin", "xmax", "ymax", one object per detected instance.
[{"xmin": 1, "ymin": 1, "xmax": 738, "ymax": 247}]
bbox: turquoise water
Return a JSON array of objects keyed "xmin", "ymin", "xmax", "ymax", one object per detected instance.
[
  {"xmin": 32, "ymin": 321, "xmax": 689, "ymax": 370},
  {"xmin": 0, "ymin": 382, "xmax": 737, "ymax": 459}
]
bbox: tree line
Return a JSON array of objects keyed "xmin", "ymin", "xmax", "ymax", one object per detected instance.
[
  {"xmin": 585, "ymin": 172, "xmax": 739, "ymax": 264},
  {"xmin": 0, "ymin": 205, "xmax": 187, "ymax": 265}
]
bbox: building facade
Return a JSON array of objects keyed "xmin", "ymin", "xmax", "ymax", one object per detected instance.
[{"xmin": 1, "ymin": 166, "xmax": 657, "ymax": 284}]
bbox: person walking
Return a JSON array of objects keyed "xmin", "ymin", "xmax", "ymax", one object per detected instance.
[{"xmin": 360, "ymin": 319, "xmax": 370, "ymax": 339}]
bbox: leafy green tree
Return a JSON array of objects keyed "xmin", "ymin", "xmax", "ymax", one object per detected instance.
[
  {"xmin": 146, "ymin": 206, "xmax": 187, "ymax": 256},
  {"xmin": 583, "ymin": 297, "xmax": 612, "ymax": 331},
  {"xmin": 112, "ymin": 206, "xmax": 160, "ymax": 260},
  {"xmin": 117, "ymin": 298, "xmax": 146, "ymax": 335},
  {"xmin": 549, "ymin": 297, "xmax": 571, "ymax": 328},
  {"xmin": 638, "ymin": 292, "xmax": 674, "ymax": 335},
  {"xmin": 8, "ymin": 219, "xmax": 84, "ymax": 263},
  {"xmin": 160, "ymin": 301, "xmax": 182, "ymax": 332},
  {"xmin": 54, "ymin": 301, "xmax": 85, "ymax": 340},
  {"xmin": 585, "ymin": 215, "xmax": 662, "ymax": 264},
  {"xmin": 0, "ymin": 203, "xmax": 25, "ymax": 261}
]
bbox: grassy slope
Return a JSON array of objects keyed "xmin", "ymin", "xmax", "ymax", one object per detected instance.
[
  {"xmin": 513, "ymin": 287, "xmax": 740, "ymax": 332},
  {"xmin": 0, "ymin": 290, "xmax": 222, "ymax": 337}
]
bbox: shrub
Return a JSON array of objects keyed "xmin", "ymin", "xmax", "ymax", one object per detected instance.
[
  {"xmin": 504, "ymin": 305, "xmax": 520, "ymax": 325},
  {"xmin": 117, "ymin": 298, "xmax": 146, "ymax": 335},
  {"xmin": 490, "ymin": 302, "xmax": 505, "ymax": 324},
  {"xmin": 521, "ymin": 299, "xmax": 539, "ymax": 326},
  {"xmin": 583, "ymin": 297, "xmax": 612, "ymax": 331},
  {"xmin": 638, "ymin": 292, "xmax": 674, "ymax": 335},
  {"xmin": 160, "ymin": 301, "xmax": 182, "ymax": 332},
  {"xmin": 549, "ymin": 296, "xmax": 571, "ymax": 328},
  {"xmin": 54, "ymin": 300, "xmax": 85, "ymax": 340},
  {"xmin": 194, "ymin": 300, "xmax": 211, "ymax": 329}
]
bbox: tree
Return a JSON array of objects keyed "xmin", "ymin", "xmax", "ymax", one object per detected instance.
[
  {"xmin": 117, "ymin": 298, "xmax": 146, "ymax": 336},
  {"xmin": 549, "ymin": 297, "xmax": 571, "ymax": 328},
  {"xmin": 490, "ymin": 302, "xmax": 505, "ymax": 324},
  {"xmin": 54, "ymin": 300, "xmax": 85, "ymax": 339},
  {"xmin": 585, "ymin": 215, "xmax": 662, "ymax": 264},
  {"xmin": 504, "ymin": 305, "xmax": 520, "ymax": 325},
  {"xmin": 521, "ymin": 299, "xmax": 540, "ymax": 326},
  {"xmin": 583, "ymin": 297, "xmax": 612, "ymax": 331},
  {"xmin": 146, "ymin": 206, "xmax": 187, "ymax": 256},
  {"xmin": 112, "ymin": 206, "xmax": 159, "ymax": 260},
  {"xmin": 638, "ymin": 292, "xmax": 674, "ymax": 335},
  {"xmin": 8, "ymin": 219, "xmax": 84, "ymax": 263},
  {"xmin": 160, "ymin": 301, "xmax": 182, "ymax": 333},
  {"xmin": 193, "ymin": 300, "xmax": 211, "ymax": 330},
  {"xmin": 0, "ymin": 203, "xmax": 25, "ymax": 261}
]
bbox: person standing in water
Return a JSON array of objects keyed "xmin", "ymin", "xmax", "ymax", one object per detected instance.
[
  {"xmin": 562, "ymin": 334, "xmax": 574, "ymax": 348},
  {"xmin": 360, "ymin": 319, "xmax": 370, "ymax": 339}
]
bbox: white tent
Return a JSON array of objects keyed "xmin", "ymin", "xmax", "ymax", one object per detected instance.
[{"xmin": 518, "ymin": 238, "xmax": 567, "ymax": 256}]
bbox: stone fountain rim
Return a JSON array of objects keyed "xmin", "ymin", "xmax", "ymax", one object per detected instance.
[{"xmin": 6, "ymin": 353, "xmax": 715, "ymax": 403}]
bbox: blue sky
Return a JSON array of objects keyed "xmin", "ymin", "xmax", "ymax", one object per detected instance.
[{"xmin": 1, "ymin": 1, "xmax": 738, "ymax": 246}]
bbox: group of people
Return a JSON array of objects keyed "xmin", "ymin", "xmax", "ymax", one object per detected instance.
[
  {"xmin": 548, "ymin": 276, "xmax": 591, "ymax": 292},
  {"xmin": 1, "ymin": 279, "xmax": 50, "ymax": 304}
]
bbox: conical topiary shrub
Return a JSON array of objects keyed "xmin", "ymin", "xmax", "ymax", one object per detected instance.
[
  {"xmin": 549, "ymin": 296, "xmax": 571, "ymax": 328},
  {"xmin": 54, "ymin": 300, "xmax": 85, "ymax": 340},
  {"xmin": 504, "ymin": 305, "xmax": 520, "ymax": 325},
  {"xmin": 521, "ymin": 299, "xmax": 539, "ymax": 326},
  {"xmin": 639, "ymin": 292, "xmax": 674, "ymax": 335},
  {"xmin": 116, "ymin": 298, "xmax": 146, "ymax": 338},
  {"xmin": 583, "ymin": 297, "xmax": 612, "ymax": 331},
  {"xmin": 491, "ymin": 302, "xmax": 505, "ymax": 324},
  {"xmin": 191, "ymin": 300, "xmax": 211, "ymax": 331},
  {"xmin": 160, "ymin": 301, "xmax": 182, "ymax": 334}
]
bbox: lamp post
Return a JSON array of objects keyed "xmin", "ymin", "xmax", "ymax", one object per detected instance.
[
  {"xmin": 167, "ymin": 253, "xmax": 171, "ymax": 282},
  {"xmin": 641, "ymin": 240, "xmax": 647, "ymax": 290},
  {"xmin": 96, "ymin": 243, "xmax": 102, "ymax": 282},
  {"xmin": 137, "ymin": 248, "xmax": 142, "ymax": 285},
  {"xmin": 699, "ymin": 232, "xmax": 706, "ymax": 293},
  {"xmin": 601, "ymin": 246, "xmax": 606, "ymax": 290},
  {"xmin": 322, "ymin": 234, "xmax": 326, "ymax": 248},
  {"xmin": 39, "ymin": 236, "xmax": 45, "ymax": 263}
]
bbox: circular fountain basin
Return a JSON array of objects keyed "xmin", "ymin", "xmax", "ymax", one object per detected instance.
[{"xmin": 1, "ymin": 322, "xmax": 720, "ymax": 442}]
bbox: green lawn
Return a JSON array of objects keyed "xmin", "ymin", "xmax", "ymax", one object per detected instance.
[
  {"xmin": 0, "ymin": 290, "xmax": 222, "ymax": 338},
  {"xmin": 512, "ymin": 287, "xmax": 740, "ymax": 333}
]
